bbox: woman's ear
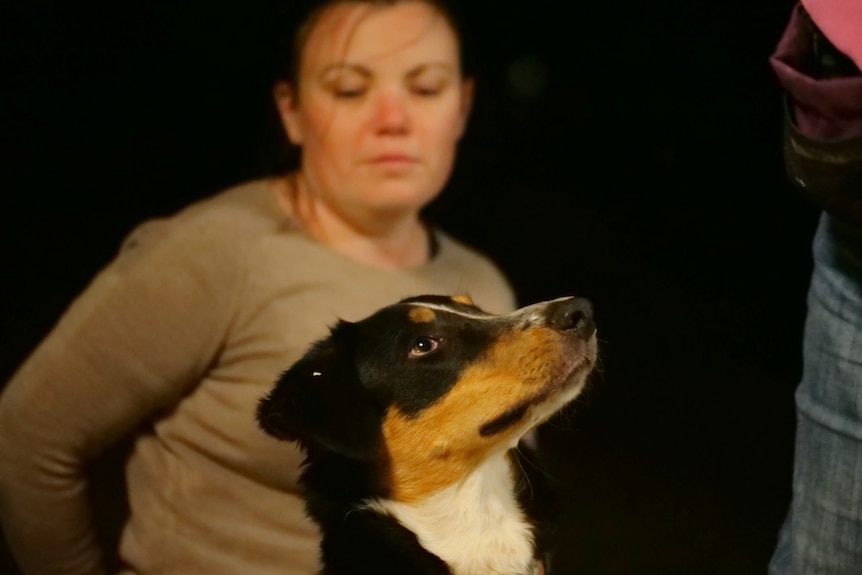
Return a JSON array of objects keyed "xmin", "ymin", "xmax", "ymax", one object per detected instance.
[
  {"xmin": 456, "ymin": 77, "xmax": 475, "ymax": 140},
  {"xmin": 274, "ymin": 81, "xmax": 304, "ymax": 145}
]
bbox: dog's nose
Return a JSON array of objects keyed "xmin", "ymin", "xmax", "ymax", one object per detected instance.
[{"xmin": 547, "ymin": 297, "xmax": 595, "ymax": 340}]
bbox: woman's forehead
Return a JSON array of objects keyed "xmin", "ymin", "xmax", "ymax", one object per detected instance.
[{"xmin": 300, "ymin": 1, "xmax": 460, "ymax": 74}]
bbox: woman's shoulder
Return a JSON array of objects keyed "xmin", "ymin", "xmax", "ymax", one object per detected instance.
[
  {"xmin": 432, "ymin": 229, "xmax": 517, "ymax": 313},
  {"xmin": 105, "ymin": 179, "xmax": 293, "ymax": 285},
  {"xmin": 435, "ymin": 229, "xmax": 502, "ymax": 269},
  {"xmin": 174, "ymin": 178, "xmax": 285, "ymax": 234},
  {"xmin": 120, "ymin": 179, "xmax": 285, "ymax": 252}
]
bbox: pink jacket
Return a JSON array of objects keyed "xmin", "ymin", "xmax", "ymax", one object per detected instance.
[{"xmin": 803, "ymin": 0, "xmax": 862, "ymax": 70}]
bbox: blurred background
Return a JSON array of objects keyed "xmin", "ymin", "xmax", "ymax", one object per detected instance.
[{"xmin": 1, "ymin": 0, "xmax": 817, "ymax": 573}]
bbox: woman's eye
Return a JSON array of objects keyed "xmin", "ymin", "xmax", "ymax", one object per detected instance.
[
  {"xmin": 324, "ymin": 73, "xmax": 368, "ymax": 99},
  {"xmin": 412, "ymin": 85, "xmax": 442, "ymax": 97},
  {"xmin": 333, "ymin": 87, "xmax": 366, "ymax": 99},
  {"xmin": 409, "ymin": 336, "xmax": 440, "ymax": 357}
]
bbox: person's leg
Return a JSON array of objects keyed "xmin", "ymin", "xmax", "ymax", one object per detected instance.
[{"xmin": 770, "ymin": 213, "xmax": 862, "ymax": 574}]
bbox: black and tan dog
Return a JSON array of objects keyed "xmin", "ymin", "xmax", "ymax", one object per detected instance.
[{"xmin": 257, "ymin": 294, "xmax": 598, "ymax": 575}]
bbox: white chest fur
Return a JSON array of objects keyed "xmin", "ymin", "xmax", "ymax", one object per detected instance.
[{"xmin": 366, "ymin": 453, "xmax": 535, "ymax": 575}]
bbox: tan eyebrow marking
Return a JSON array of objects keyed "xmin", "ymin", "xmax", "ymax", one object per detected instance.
[
  {"xmin": 451, "ymin": 294, "xmax": 473, "ymax": 306},
  {"xmin": 410, "ymin": 302, "xmax": 492, "ymax": 321},
  {"xmin": 409, "ymin": 307, "xmax": 436, "ymax": 323}
]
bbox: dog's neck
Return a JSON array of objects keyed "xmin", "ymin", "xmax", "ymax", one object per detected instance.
[{"xmin": 366, "ymin": 449, "xmax": 536, "ymax": 575}]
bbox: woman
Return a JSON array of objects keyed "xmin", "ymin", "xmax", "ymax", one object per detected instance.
[{"xmin": 0, "ymin": 1, "xmax": 515, "ymax": 574}]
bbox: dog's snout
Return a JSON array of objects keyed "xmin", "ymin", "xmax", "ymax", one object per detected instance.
[{"xmin": 547, "ymin": 297, "xmax": 595, "ymax": 340}]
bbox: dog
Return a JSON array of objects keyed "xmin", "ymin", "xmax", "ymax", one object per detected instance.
[{"xmin": 257, "ymin": 294, "xmax": 598, "ymax": 575}]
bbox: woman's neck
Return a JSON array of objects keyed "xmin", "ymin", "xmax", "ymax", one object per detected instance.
[{"xmin": 277, "ymin": 174, "xmax": 432, "ymax": 270}]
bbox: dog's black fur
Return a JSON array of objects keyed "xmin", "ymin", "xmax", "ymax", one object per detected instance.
[{"xmin": 258, "ymin": 295, "xmax": 597, "ymax": 575}]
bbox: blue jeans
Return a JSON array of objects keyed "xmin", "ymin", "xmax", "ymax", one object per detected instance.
[{"xmin": 770, "ymin": 213, "xmax": 862, "ymax": 574}]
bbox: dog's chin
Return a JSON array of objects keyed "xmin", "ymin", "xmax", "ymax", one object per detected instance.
[
  {"xmin": 527, "ymin": 363, "xmax": 592, "ymax": 427},
  {"xmin": 480, "ymin": 360, "xmax": 594, "ymax": 441}
]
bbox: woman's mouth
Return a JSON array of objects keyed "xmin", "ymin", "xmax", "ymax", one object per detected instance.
[{"xmin": 369, "ymin": 154, "xmax": 417, "ymax": 165}]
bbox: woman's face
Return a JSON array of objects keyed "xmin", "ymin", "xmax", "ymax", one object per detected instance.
[{"xmin": 276, "ymin": 1, "xmax": 473, "ymax": 225}]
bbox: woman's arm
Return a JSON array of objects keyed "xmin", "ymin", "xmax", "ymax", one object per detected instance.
[{"xmin": 0, "ymin": 216, "xmax": 245, "ymax": 574}]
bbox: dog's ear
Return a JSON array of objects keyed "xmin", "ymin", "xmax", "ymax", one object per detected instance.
[{"xmin": 257, "ymin": 321, "xmax": 382, "ymax": 461}]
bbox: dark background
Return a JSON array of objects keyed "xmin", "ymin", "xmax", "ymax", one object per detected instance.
[{"xmin": 1, "ymin": 1, "xmax": 819, "ymax": 573}]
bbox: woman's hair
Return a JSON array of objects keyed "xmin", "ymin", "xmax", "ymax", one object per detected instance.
[
  {"xmin": 260, "ymin": 0, "xmax": 475, "ymax": 175},
  {"xmin": 274, "ymin": 0, "xmax": 475, "ymax": 87}
]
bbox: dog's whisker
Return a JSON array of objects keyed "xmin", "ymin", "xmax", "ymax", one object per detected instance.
[
  {"xmin": 515, "ymin": 443, "xmax": 558, "ymax": 484},
  {"xmin": 512, "ymin": 447, "xmax": 535, "ymax": 500}
]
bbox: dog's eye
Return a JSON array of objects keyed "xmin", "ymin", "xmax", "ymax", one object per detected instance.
[{"xmin": 409, "ymin": 336, "xmax": 439, "ymax": 357}]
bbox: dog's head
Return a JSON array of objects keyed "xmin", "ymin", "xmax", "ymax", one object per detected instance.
[{"xmin": 257, "ymin": 294, "xmax": 597, "ymax": 500}]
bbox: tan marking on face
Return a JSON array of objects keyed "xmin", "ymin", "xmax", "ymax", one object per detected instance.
[
  {"xmin": 409, "ymin": 306, "xmax": 436, "ymax": 323},
  {"xmin": 382, "ymin": 326, "xmax": 592, "ymax": 502},
  {"xmin": 450, "ymin": 294, "xmax": 473, "ymax": 306}
]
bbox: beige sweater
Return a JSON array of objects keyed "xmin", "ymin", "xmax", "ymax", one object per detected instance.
[{"xmin": 0, "ymin": 180, "xmax": 515, "ymax": 575}]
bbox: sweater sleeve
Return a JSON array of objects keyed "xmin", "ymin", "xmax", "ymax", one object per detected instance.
[{"xmin": 0, "ymin": 214, "xmax": 245, "ymax": 575}]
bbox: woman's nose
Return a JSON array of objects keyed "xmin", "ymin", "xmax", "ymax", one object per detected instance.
[{"xmin": 373, "ymin": 91, "xmax": 410, "ymax": 135}]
